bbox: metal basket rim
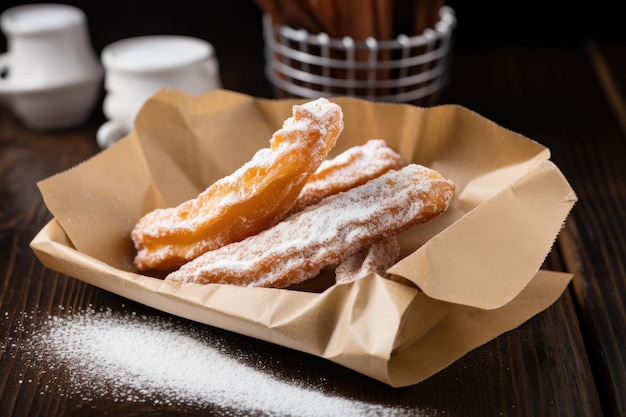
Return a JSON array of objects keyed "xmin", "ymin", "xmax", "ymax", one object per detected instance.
[{"xmin": 266, "ymin": 5, "xmax": 456, "ymax": 51}]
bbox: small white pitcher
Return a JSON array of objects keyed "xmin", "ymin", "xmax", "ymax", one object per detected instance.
[
  {"xmin": 0, "ymin": 4, "xmax": 103, "ymax": 130},
  {"xmin": 97, "ymin": 35, "xmax": 221, "ymax": 148}
]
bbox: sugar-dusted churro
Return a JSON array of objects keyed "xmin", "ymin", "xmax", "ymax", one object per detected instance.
[
  {"xmin": 131, "ymin": 98, "xmax": 343, "ymax": 271},
  {"xmin": 165, "ymin": 164, "xmax": 455, "ymax": 288},
  {"xmin": 334, "ymin": 237, "xmax": 400, "ymax": 284},
  {"xmin": 290, "ymin": 139, "xmax": 405, "ymax": 213}
]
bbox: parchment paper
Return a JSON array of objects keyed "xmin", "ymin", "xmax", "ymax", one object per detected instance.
[{"xmin": 31, "ymin": 89, "xmax": 577, "ymax": 387}]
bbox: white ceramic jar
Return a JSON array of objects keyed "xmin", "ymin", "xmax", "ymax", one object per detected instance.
[
  {"xmin": 97, "ymin": 35, "xmax": 221, "ymax": 148},
  {"xmin": 0, "ymin": 4, "xmax": 103, "ymax": 130}
]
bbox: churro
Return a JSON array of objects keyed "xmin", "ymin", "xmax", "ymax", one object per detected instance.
[
  {"xmin": 334, "ymin": 237, "xmax": 400, "ymax": 284},
  {"xmin": 290, "ymin": 139, "xmax": 405, "ymax": 213},
  {"xmin": 131, "ymin": 98, "xmax": 343, "ymax": 271},
  {"xmin": 165, "ymin": 164, "xmax": 455, "ymax": 288}
]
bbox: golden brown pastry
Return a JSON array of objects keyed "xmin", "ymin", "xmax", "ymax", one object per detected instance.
[
  {"xmin": 165, "ymin": 164, "xmax": 455, "ymax": 288},
  {"xmin": 290, "ymin": 138, "xmax": 405, "ymax": 214},
  {"xmin": 131, "ymin": 98, "xmax": 343, "ymax": 271}
]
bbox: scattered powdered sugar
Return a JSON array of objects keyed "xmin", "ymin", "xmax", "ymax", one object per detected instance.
[
  {"xmin": 167, "ymin": 164, "xmax": 454, "ymax": 287},
  {"xmin": 10, "ymin": 307, "xmax": 424, "ymax": 416},
  {"xmin": 290, "ymin": 139, "xmax": 405, "ymax": 212}
]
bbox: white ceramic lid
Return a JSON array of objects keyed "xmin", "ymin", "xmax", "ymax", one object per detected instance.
[
  {"xmin": 101, "ymin": 36, "xmax": 214, "ymax": 72},
  {"xmin": 1, "ymin": 4, "xmax": 84, "ymax": 34}
]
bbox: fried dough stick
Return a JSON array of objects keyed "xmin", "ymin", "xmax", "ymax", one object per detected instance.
[
  {"xmin": 165, "ymin": 164, "xmax": 455, "ymax": 288},
  {"xmin": 132, "ymin": 98, "xmax": 343, "ymax": 271},
  {"xmin": 291, "ymin": 139, "xmax": 404, "ymax": 284},
  {"xmin": 290, "ymin": 139, "xmax": 405, "ymax": 213}
]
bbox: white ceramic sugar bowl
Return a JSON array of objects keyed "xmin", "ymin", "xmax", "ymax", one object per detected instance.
[
  {"xmin": 97, "ymin": 35, "xmax": 221, "ymax": 148},
  {"xmin": 0, "ymin": 4, "xmax": 103, "ymax": 130}
]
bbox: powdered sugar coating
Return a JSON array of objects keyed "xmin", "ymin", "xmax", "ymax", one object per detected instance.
[
  {"xmin": 131, "ymin": 97, "xmax": 343, "ymax": 271},
  {"xmin": 290, "ymin": 139, "xmax": 405, "ymax": 213},
  {"xmin": 335, "ymin": 237, "xmax": 401, "ymax": 284},
  {"xmin": 166, "ymin": 164, "xmax": 455, "ymax": 288}
]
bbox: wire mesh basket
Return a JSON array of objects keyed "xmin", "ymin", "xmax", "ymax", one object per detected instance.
[{"xmin": 263, "ymin": 6, "xmax": 456, "ymax": 105}]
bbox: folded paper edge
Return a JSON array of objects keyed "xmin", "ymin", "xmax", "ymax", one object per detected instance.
[
  {"xmin": 389, "ymin": 159, "xmax": 577, "ymax": 310},
  {"xmin": 386, "ymin": 269, "xmax": 574, "ymax": 387},
  {"xmin": 29, "ymin": 219, "xmax": 419, "ymax": 385},
  {"xmin": 29, "ymin": 90, "xmax": 580, "ymax": 387}
]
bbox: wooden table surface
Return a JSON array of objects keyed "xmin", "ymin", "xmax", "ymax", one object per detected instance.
[{"xmin": 1, "ymin": 1, "xmax": 625, "ymax": 416}]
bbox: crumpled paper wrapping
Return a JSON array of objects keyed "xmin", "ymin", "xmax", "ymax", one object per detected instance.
[{"xmin": 30, "ymin": 89, "xmax": 577, "ymax": 387}]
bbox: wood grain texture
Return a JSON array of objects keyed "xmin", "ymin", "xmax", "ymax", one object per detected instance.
[
  {"xmin": 557, "ymin": 53, "xmax": 626, "ymax": 413},
  {"xmin": 439, "ymin": 39, "xmax": 626, "ymax": 417},
  {"xmin": 1, "ymin": 1, "xmax": 625, "ymax": 416}
]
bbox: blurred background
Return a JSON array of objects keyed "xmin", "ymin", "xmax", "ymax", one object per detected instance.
[{"xmin": 1, "ymin": 0, "xmax": 624, "ymax": 124}]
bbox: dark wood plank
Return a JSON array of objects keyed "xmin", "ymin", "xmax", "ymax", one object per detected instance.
[
  {"xmin": 559, "ymin": 42, "xmax": 626, "ymax": 417},
  {"xmin": 2, "ymin": 1, "xmax": 624, "ymax": 415},
  {"xmin": 1, "ymin": 58, "xmax": 604, "ymax": 417},
  {"xmin": 0, "ymin": 111, "xmax": 102, "ymax": 416},
  {"xmin": 0, "ymin": 222, "xmax": 604, "ymax": 417},
  {"xmin": 439, "ymin": 40, "xmax": 626, "ymax": 416}
]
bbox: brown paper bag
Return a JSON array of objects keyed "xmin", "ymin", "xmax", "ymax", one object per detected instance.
[{"xmin": 30, "ymin": 89, "xmax": 576, "ymax": 387}]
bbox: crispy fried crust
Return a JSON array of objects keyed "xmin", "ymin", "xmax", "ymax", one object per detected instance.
[
  {"xmin": 165, "ymin": 164, "xmax": 455, "ymax": 288},
  {"xmin": 290, "ymin": 139, "xmax": 405, "ymax": 214},
  {"xmin": 131, "ymin": 98, "xmax": 343, "ymax": 271}
]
